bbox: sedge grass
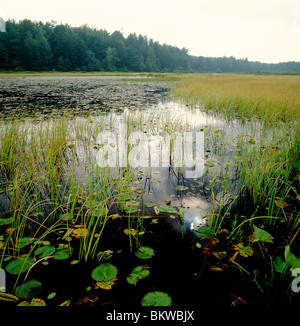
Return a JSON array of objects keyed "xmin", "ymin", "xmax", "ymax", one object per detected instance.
[{"xmin": 172, "ymin": 74, "xmax": 300, "ymax": 123}]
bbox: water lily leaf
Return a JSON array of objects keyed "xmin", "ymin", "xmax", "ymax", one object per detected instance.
[
  {"xmin": 16, "ymin": 237, "xmax": 35, "ymax": 249},
  {"xmin": 96, "ymin": 277, "xmax": 117, "ymax": 290},
  {"xmin": 144, "ymin": 202, "xmax": 154, "ymax": 208},
  {"xmin": 176, "ymin": 186, "xmax": 188, "ymax": 191},
  {"xmin": 124, "ymin": 228, "xmax": 138, "ymax": 236},
  {"xmin": 275, "ymin": 199, "xmax": 287, "ymax": 209},
  {"xmin": 34, "ymin": 245, "xmax": 56, "ymax": 258},
  {"xmin": 5, "ymin": 256, "xmax": 35, "ymax": 274},
  {"xmin": 91, "ymin": 263, "xmax": 118, "ymax": 282},
  {"xmin": 29, "ymin": 298, "xmax": 46, "ymax": 306},
  {"xmin": 252, "ymin": 225, "xmax": 273, "ymax": 243},
  {"xmin": 90, "ymin": 205, "xmax": 108, "ymax": 218},
  {"xmin": 127, "ymin": 266, "xmax": 150, "ymax": 285},
  {"xmin": 151, "ymin": 178, "xmax": 162, "ymax": 183},
  {"xmin": 47, "ymin": 292, "xmax": 56, "ymax": 299},
  {"xmin": 96, "ymin": 250, "xmax": 113, "ymax": 262},
  {"xmin": 124, "ymin": 206, "xmax": 138, "ymax": 214},
  {"xmin": 141, "ymin": 291, "xmax": 172, "ymax": 306},
  {"xmin": 195, "ymin": 226, "xmax": 214, "ymax": 238},
  {"xmin": 18, "ymin": 300, "xmax": 30, "ymax": 306},
  {"xmin": 135, "ymin": 246, "xmax": 155, "ymax": 259},
  {"xmin": 15, "ymin": 280, "xmax": 42, "ymax": 299},
  {"xmin": 156, "ymin": 206, "xmax": 178, "ymax": 214},
  {"xmin": 53, "ymin": 248, "xmax": 72, "ymax": 260},
  {"xmin": 72, "ymin": 228, "xmax": 89, "ymax": 239},
  {"xmin": 232, "ymin": 243, "xmax": 253, "ymax": 257},
  {"xmin": 59, "ymin": 213, "xmax": 73, "ymax": 221},
  {"xmin": 125, "ymin": 200, "xmax": 140, "ymax": 207}
]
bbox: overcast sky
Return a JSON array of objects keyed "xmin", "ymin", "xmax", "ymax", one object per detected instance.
[{"xmin": 1, "ymin": 0, "xmax": 299, "ymax": 63}]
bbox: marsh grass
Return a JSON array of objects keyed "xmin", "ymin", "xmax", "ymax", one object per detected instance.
[
  {"xmin": 0, "ymin": 76, "xmax": 299, "ymax": 304},
  {"xmin": 172, "ymin": 74, "xmax": 300, "ymax": 122},
  {"xmin": 0, "ymin": 107, "xmax": 193, "ymax": 270}
]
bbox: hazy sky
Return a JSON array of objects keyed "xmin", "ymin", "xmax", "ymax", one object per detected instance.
[{"xmin": 1, "ymin": 0, "xmax": 300, "ymax": 63}]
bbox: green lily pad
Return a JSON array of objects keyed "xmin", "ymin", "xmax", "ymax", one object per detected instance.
[
  {"xmin": 156, "ymin": 206, "xmax": 178, "ymax": 214},
  {"xmin": 34, "ymin": 245, "xmax": 56, "ymax": 258},
  {"xmin": 59, "ymin": 213, "xmax": 73, "ymax": 221},
  {"xmin": 53, "ymin": 248, "xmax": 72, "ymax": 260},
  {"xmin": 144, "ymin": 202, "xmax": 155, "ymax": 208},
  {"xmin": 141, "ymin": 291, "xmax": 172, "ymax": 306},
  {"xmin": 16, "ymin": 237, "xmax": 35, "ymax": 249},
  {"xmin": 127, "ymin": 266, "xmax": 150, "ymax": 285},
  {"xmin": 90, "ymin": 204, "xmax": 107, "ymax": 218},
  {"xmin": 15, "ymin": 279, "xmax": 42, "ymax": 299},
  {"xmin": 47, "ymin": 292, "xmax": 56, "ymax": 299},
  {"xmin": 195, "ymin": 226, "xmax": 214, "ymax": 238},
  {"xmin": 135, "ymin": 246, "xmax": 155, "ymax": 259},
  {"xmin": 151, "ymin": 178, "xmax": 162, "ymax": 183},
  {"xmin": 252, "ymin": 225, "xmax": 273, "ymax": 243},
  {"xmin": 5, "ymin": 256, "xmax": 35, "ymax": 275},
  {"xmin": 124, "ymin": 206, "xmax": 139, "ymax": 214},
  {"xmin": 91, "ymin": 263, "xmax": 118, "ymax": 282},
  {"xmin": 176, "ymin": 186, "xmax": 188, "ymax": 191}
]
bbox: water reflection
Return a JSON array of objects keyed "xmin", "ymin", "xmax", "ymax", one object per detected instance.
[
  {"xmin": 80, "ymin": 100, "xmax": 263, "ymax": 232},
  {"xmin": 0, "ymin": 96, "xmax": 264, "ymax": 233}
]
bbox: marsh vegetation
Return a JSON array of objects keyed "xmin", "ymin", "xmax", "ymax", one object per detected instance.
[{"xmin": 0, "ymin": 73, "xmax": 299, "ymax": 307}]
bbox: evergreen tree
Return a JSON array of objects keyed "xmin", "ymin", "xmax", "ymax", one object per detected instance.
[{"xmin": 0, "ymin": 19, "xmax": 300, "ymax": 73}]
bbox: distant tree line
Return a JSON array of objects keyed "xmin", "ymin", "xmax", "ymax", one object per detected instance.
[{"xmin": 0, "ymin": 19, "xmax": 300, "ymax": 73}]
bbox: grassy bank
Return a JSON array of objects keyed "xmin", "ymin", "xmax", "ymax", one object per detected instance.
[{"xmin": 171, "ymin": 73, "xmax": 300, "ymax": 122}]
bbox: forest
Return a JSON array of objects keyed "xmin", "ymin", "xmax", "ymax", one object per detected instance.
[{"xmin": 1, "ymin": 19, "xmax": 300, "ymax": 73}]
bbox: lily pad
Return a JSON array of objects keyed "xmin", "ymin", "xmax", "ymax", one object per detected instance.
[
  {"xmin": 151, "ymin": 178, "xmax": 162, "ymax": 183},
  {"xmin": 53, "ymin": 248, "xmax": 72, "ymax": 260},
  {"xmin": 59, "ymin": 213, "xmax": 73, "ymax": 221},
  {"xmin": 5, "ymin": 256, "xmax": 35, "ymax": 275},
  {"xmin": 195, "ymin": 226, "xmax": 214, "ymax": 238},
  {"xmin": 232, "ymin": 243, "xmax": 253, "ymax": 257},
  {"xmin": 124, "ymin": 206, "xmax": 139, "ymax": 214},
  {"xmin": 124, "ymin": 228, "xmax": 138, "ymax": 236},
  {"xmin": 141, "ymin": 291, "xmax": 172, "ymax": 306},
  {"xmin": 144, "ymin": 202, "xmax": 155, "ymax": 208},
  {"xmin": 135, "ymin": 246, "xmax": 155, "ymax": 259},
  {"xmin": 127, "ymin": 266, "xmax": 150, "ymax": 285},
  {"xmin": 91, "ymin": 263, "xmax": 118, "ymax": 282},
  {"xmin": 252, "ymin": 225, "xmax": 273, "ymax": 243},
  {"xmin": 34, "ymin": 245, "xmax": 56, "ymax": 258},
  {"xmin": 16, "ymin": 237, "xmax": 35, "ymax": 249},
  {"xmin": 15, "ymin": 279, "xmax": 42, "ymax": 299},
  {"xmin": 96, "ymin": 278, "xmax": 117, "ymax": 290},
  {"xmin": 176, "ymin": 185, "xmax": 188, "ymax": 191},
  {"xmin": 156, "ymin": 206, "xmax": 178, "ymax": 214}
]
